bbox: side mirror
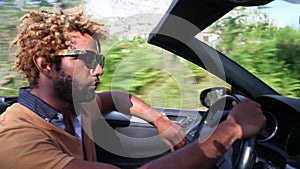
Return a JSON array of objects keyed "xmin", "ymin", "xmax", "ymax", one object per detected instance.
[{"xmin": 200, "ymin": 87, "xmax": 232, "ymax": 108}]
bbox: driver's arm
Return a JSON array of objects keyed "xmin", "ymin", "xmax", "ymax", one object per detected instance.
[
  {"xmin": 64, "ymin": 115, "xmax": 239, "ymax": 169},
  {"xmin": 140, "ymin": 98, "xmax": 266, "ymax": 169},
  {"xmin": 64, "ymin": 98, "xmax": 264, "ymax": 169},
  {"xmin": 95, "ymin": 91, "xmax": 186, "ymax": 151}
]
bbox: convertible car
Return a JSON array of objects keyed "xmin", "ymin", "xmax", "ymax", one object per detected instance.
[{"xmin": 1, "ymin": 0, "xmax": 300, "ymax": 169}]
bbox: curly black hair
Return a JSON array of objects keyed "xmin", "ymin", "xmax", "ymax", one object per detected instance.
[{"xmin": 12, "ymin": 6, "xmax": 108, "ymax": 87}]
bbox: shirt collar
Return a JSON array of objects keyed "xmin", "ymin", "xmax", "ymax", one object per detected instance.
[
  {"xmin": 18, "ymin": 87, "xmax": 59, "ymax": 122},
  {"xmin": 18, "ymin": 87, "xmax": 82, "ymax": 142}
]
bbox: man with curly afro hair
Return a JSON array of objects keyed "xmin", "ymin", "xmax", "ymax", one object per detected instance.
[{"xmin": 0, "ymin": 5, "xmax": 265, "ymax": 169}]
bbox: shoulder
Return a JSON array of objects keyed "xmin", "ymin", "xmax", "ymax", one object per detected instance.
[
  {"xmin": 0, "ymin": 104, "xmax": 81, "ymax": 169},
  {"xmin": 1, "ymin": 103, "xmax": 41, "ymax": 124}
]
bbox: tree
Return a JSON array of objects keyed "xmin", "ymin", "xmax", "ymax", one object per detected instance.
[
  {"xmin": 209, "ymin": 7, "xmax": 300, "ymax": 98},
  {"xmin": 98, "ymin": 36, "xmax": 201, "ymax": 109}
]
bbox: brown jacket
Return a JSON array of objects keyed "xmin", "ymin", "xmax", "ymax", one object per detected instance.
[{"xmin": 0, "ymin": 103, "xmax": 96, "ymax": 169}]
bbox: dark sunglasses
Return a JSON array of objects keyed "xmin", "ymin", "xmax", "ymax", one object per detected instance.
[{"xmin": 56, "ymin": 49, "xmax": 105, "ymax": 69}]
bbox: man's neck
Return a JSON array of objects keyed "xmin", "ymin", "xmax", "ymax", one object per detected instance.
[{"xmin": 30, "ymin": 87, "xmax": 74, "ymax": 119}]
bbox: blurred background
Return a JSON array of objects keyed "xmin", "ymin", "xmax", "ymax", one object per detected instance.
[
  {"xmin": 0, "ymin": 0, "xmax": 82, "ymax": 96},
  {"xmin": 0, "ymin": 0, "xmax": 300, "ymax": 109}
]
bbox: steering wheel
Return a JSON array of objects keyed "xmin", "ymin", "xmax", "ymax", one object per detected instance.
[{"xmin": 203, "ymin": 95, "xmax": 257, "ymax": 169}]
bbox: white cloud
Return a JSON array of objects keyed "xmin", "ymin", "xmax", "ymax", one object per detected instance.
[
  {"xmin": 84, "ymin": 0, "xmax": 172, "ymax": 19},
  {"xmin": 84, "ymin": 0, "xmax": 173, "ymax": 38}
]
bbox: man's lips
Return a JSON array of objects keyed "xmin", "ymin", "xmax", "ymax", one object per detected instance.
[
  {"xmin": 90, "ymin": 79, "xmax": 100, "ymax": 89},
  {"xmin": 95, "ymin": 81, "xmax": 99, "ymax": 88}
]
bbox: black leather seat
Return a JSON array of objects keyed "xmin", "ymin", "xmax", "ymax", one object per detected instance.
[
  {"xmin": 0, "ymin": 96, "xmax": 18, "ymax": 114},
  {"xmin": 0, "ymin": 102, "xmax": 10, "ymax": 114}
]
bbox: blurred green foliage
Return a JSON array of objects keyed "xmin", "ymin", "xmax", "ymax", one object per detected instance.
[
  {"xmin": 0, "ymin": 3, "xmax": 300, "ymax": 109},
  {"xmin": 210, "ymin": 7, "xmax": 300, "ymax": 98},
  {"xmin": 99, "ymin": 37, "xmax": 207, "ymax": 109},
  {"xmin": 0, "ymin": 0, "xmax": 82, "ymax": 96}
]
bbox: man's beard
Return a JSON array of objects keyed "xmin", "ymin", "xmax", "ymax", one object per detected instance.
[{"xmin": 54, "ymin": 71, "xmax": 96, "ymax": 103}]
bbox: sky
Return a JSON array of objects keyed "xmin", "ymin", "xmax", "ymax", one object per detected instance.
[
  {"xmin": 261, "ymin": 0, "xmax": 300, "ymax": 28},
  {"xmin": 85, "ymin": 0, "xmax": 172, "ymax": 18},
  {"xmin": 85, "ymin": 0, "xmax": 300, "ymax": 29}
]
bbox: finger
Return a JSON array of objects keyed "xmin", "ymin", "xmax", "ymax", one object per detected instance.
[
  {"xmin": 175, "ymin": 138, "xmax": 186, "ymax": 149},
  {"xmin": 178, "ymin": 130, "xmax": 186, "ymax": 146},
  {"xmin": 173, "ymin": 126, "xmax": 186, "ymax": 147},
  {"xmin": 243, "ymin": 98, "xmax": 251, "ymax": 103},
  {"xmin": 173, "ymin": 130, "xmax": 186, "ymax": 149},
  {"xmin": 163, "ymin": 139, "xmax": 174, "ymax": 152},
  {"xmin": 255, "ymin": 102, "xmax": 261, "ymax": 108}
]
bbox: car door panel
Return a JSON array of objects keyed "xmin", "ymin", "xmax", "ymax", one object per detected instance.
[{"xmin": 93, "ymin": 108, "xmax": 205, "ymax": 168}]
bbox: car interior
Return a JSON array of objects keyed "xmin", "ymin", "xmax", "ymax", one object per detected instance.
[{"xmin": 1, "ymin": 0, "xmax": 300, "ymax": 169}]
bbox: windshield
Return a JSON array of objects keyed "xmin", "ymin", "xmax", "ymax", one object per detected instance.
[
  {"xmin": 0, "ymin": 0, "xmax": 299, "ymax": 107},
  {"xmin": 202, "ymin": 1, "xmax": 300, "ymax": 99}
]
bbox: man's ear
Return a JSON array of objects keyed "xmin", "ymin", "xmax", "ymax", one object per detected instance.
[{"xmin": 33, "ymin": 55, "xmax": 53, "ymax": 78}]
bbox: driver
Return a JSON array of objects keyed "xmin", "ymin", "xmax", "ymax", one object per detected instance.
[{"xmin": 0, "ymin": 6, "xmax": 266, "ymax": 169}]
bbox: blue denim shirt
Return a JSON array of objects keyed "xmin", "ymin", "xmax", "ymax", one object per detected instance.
[{"xmin": 18, "ymin": 87, "xmax": 82, "ymax": 142}]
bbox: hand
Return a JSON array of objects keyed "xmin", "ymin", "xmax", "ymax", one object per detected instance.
[
  {"xmin": 154, "ymin": 115, "xmax": 186, "ymax": 152},
  {"xmin": 226, "ymin": 98, "xmax": 266, "ymax": 139}
]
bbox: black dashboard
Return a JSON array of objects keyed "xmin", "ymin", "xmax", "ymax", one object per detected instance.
[{"xmin": 255, "ymin": 95, "xmax": 300, "ymax": 168}]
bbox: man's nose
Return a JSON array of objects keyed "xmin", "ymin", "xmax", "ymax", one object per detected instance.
[{"xmin": 91, "ymin": 64, "xmax": 103, "ymax": 76}]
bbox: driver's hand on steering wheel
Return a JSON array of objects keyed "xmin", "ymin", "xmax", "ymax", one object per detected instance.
[
  {"xmin": 226, "ymin": 98, "xmax": 266, "ymax": 140},
  {"xmin": 153, "ymin": 115, "xmax": 186, "ymax": 152}
]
